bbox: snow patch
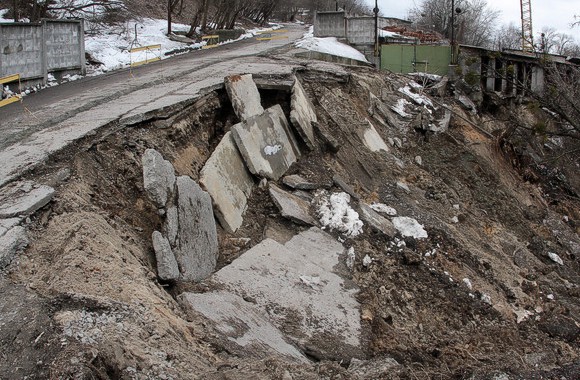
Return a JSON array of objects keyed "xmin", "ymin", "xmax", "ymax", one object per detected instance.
[
  {"xmin": 392, "ymin": 217, "xmax": 428, "ymax": 239},
  {"xmin": 391, "ymin": 98, "xmax": 412, "ymax": 117},
  {"xmin": 346, "ymin": 247, "xmax": 356, "ymax": 270},
  {"xmin": 398, "ymin": 85, "xmax": 433, "ymax": 107},
  {"xmin": 316, "ymin": 191, "xmax": 364, "ymax": 237},
  {"xmin": 548, "ymin": 252, "xmax": 563, "ymax": 265},
  {"xmin": 295, "ymin": 33, "xmax": 369, "ymax": 63}
]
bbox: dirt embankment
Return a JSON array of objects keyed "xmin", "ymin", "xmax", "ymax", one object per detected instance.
[{"xmin": 1, "ymin": 64, "xmax": 578, "ymax": 379}]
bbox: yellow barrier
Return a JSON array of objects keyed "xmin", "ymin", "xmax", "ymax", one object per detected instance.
[
  {"xmin": 0, "ymin": 74, "xmax": 22, "ymax": 108},
  {"xmin": 201, "ymin": 34, "xmax": 219, "ymax": 49},
  {"xmin": 257, "ymin": 29, "xmax": 288, "ymax": 34},
  {"xmin": 130, "ymin": 44, "xmax": 162, "ymax": 67},
  {"xmin": 256, "ymin": 34, "xmax": 289, "ymax": 41}
]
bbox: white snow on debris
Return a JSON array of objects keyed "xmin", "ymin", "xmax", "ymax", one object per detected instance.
[
  {"xmin": 263, "ymin": 144, "xmax": 282, "ymax": 156},
  {"xmin": 462, "ymin": 278, "xmax": 473, "ymax": 290},
  {"xmin": 398, "ymin": 85, "xmax": 433, "ymax": 107},
  {"xmin": 548, "ymin": 252, "xmax": 564, "ymax": 265},
  {"xmin": 391, "ymin": 98, "xmax": 412, "ymax": 117},
  {"xmin": 362, "ymin": 254, "xmax": 373, "ymax": 267},
  {"xmin": 295, "ymin": 27, "xmax": 369, "ymax": 63},
  {"xmin": 316, "ymin": 191, "xmax": 364, "ymax": 237},
  {"xmin": 392, "ymin": 216, "xmax": 428, "ymax": 239},
  {"xmin": 346, "ymin": 247, "xmax": 356, "ymax": 269},
  {"xmin": 370, "ymin": 203, "xmax": 397, "ymax": 216}
]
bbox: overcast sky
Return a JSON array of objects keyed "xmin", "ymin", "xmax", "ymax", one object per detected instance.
[{"xmin": 366, "ymin": 0, "xmax": 580, "ymax": 41}]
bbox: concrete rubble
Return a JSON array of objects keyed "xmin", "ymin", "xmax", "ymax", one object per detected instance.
[
  {"xmin": 174, "ymin": 176, "xmax": 219, "ymax": 281},
  {"xmin": 359, "ymin": 203, "xmax": 396, "ymax": 237},
  {"xmin": 142, "ymin": 149, "xmax": 176, "ymax": 208},
  {"xmin": 282, "ymin": 174, "xmax": 319, "ymax": 190},
  {"xmin": 232, "ymin": 105, "xmax": 300, "ymax": 180},
  {"xmin": 180, "ymin": 291, "xmax": 308, "ymax": 362},
  {"xmin": 268, "ymin": 184, "xmax": 316, "ymax": 225},
  {"xmin": 224, "ymin": 74, "xmax": 264, "ymax": 120},
  {"xmin": 203, "ymin": 228, "xmax": 363, "ymax": 360},
  {"xmin": 0, "ymin": 181, "xmax": 55, "ymax": 218},
  {"xmin": 289, "ymin": 77, "xmax": 318, "ymax": 150},
  {"xmin": 142, "ymin": 149, "xmax": 218, "ymax": 281},
  {"xmin": 0, "ymin": 226, "xmax": 28, "ymax": 268},
  {"xmin": 200, "ymin": 132, "xmax": 255, "ymax": 233}
]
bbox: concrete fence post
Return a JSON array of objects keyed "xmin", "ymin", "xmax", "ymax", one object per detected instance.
[
  {"xmin": 79, "ymin": 19, "xmax": 86, "ymax": 75},
  {"xmin": 41, "ymin": 19, "xmax": 48, "ymax": 84}
]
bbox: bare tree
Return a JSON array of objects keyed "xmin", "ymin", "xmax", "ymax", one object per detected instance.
[
  {"xmin": 410, "ymin": 0, "xmax": 500, "ymax": 48},
  {"xmin": 493, "ymin": 22, "xmax": 521, "ymax": 51}
]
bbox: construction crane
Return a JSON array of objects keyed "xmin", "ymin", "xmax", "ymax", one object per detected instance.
[{"xmin": 520, "ymin": 0, "xmax": 534, "ymax": 52}]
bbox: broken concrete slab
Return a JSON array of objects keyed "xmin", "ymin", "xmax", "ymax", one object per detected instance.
[
  {"xmin": 431, "ymin": 108, "xmax": 451, "ymax": 133},
  {"xmin": 456, "ymin": 92, "xmax": 477, "ymax": 114},
  {"xmin": 0, "ymin": 218, "xmax": 21, "ymax": 238},
  {"xmin": 174, "ymin": 176, "xmax": 219, "ymax": 281},
  {"xmin": 179, "ymin": 291, "xmax": 308, "ymax": 363},
  {"xmin": 224, "ymin": 74, "xmax": 264, "ymax": 121},
  {"xmin": 0, "ymin": 226, "xmax": 28, "ymax": 268},
  {"xmin": 0, "ymin": 182, "xmax": 55, "ymax": 218},
  {"xmin": 212, "ymin": 228, "xmax": 362, "ymax": 360},
  {"xmin": 269, "ymin": 184, "xmax": 316, "ymax": 226},
  {"xmin": 289, "ymin": 77, "xmax": 317, "ymax": 150},
  {"xmin": 359, "ymin": 203, "xmax": 396, "ymax": 237},
  {"xmin": 200, "ymin": 132, "xmax": 255, "ymax": 233},
  {"xmin": 231, "ymin": 105, "xmax": 299, "ymax": 181},
  {"xmin": 282, "ymin": 174, "xmax": 318, "ymax": 190},
  {"xmin": 152, "ymin": 231, "xmax": 180, "ymax": 281},
  {"xmin": 142, "ymin": 149, "xmax": 176, "ymax": 208},
  {"xmin": 359, "ymin": 120, "xmax": 389, "ymax": 153}
]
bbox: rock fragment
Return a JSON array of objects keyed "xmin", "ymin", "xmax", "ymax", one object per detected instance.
[
  {"xmin": 152, "ymin": 231, "xmax": 179, "ymax": 281},
  {"xmin": 282, "ymin": 174, "xmax": 318, "ymax": 190},
  {"xmin": 359, "ymin": 203, "xmax": 396, "ymax": 237},
  {"xmin": 269, "ymin": 184, "xmax": 316, "ymax": 225},
  {"xmin": 142, "ymin": 149, "xmax": 176, "ymax": 208}
]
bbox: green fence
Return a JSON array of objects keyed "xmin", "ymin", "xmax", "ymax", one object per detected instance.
[{"xmin": 381, "ymin": 45, "xmax": 451, "ymax": 76}]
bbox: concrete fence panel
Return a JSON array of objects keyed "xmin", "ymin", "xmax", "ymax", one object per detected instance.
[
  {"xmin": 0, "ymin": 19, "xmax": 85, "ymax": 86},
  {"xmin": 314, "ymin": 11, "xmax": 346, "ymax": 38}
]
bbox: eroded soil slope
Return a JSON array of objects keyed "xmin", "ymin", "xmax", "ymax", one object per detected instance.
[{"xmin": 1, "ymin": 63, "xmax": 578, "ymax": 379}]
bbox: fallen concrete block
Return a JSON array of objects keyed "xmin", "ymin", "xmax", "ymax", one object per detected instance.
[
  {"xmin": 224, "ymin": 74, "xmax": 264, "ymax": 121},
  {"xmin": 0, "ymin": 182, "xmax": 55, "ymax": 218},
  {"xmin": 152, "ymin": 231, "xmax": 179, "ymax": 281},
  {"xmin": 200, "ymin": 132, "xmax": 255, "ymax": 233},
  {"xmin": 179, "ymin": 291, "xmax": 307, "ymax": 362},
  {"xmin": 289, "ymin": 77, "xmax": 317, "ymax": 150},
  {"xmin": 359, "ymin": 120, "xmax": 389, "ymax": 153},
  {"xmin": 0, "ymin": 226, "xmax": 28, "ymax": 268},
  {"xmin": 359, "ymin": 203, "xmax": 396, "ymax": 237},
  {"xmin": 269, "ymin": 184, "xmax": 316, "ymax": 225},
  {"xmin": 174, "ymin": 176, "xmax": 218, "ymax": 281},
  {"xmin": 213, "ymin": 228, "xmax": 363, "ymax": 360},
  {"xmin": 232, "ymin": 105, "xmax": 299, "ymax": 181},
  {"xmin": 431, "ymin": 108, "xmax": 451, "ymax": 133},
  {"xmin": 142, "ymin": 149, "xmax": 176, "ymax": 208}
]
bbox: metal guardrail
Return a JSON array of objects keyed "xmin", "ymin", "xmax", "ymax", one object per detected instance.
[
  {"xmin": 201, "ymin": 35, "xmax": 220, "ymax": 49},
  {"xmin": 0, "ymin": 74, "xmax": 22, "ymax": 108},
  {"xmin": 129, "ymin": 44, "xmax": 162, "ymax": 67}
]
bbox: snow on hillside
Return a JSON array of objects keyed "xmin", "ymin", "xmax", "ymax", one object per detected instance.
[{"xmin": 295, "ymin": 26, "xmax": 369, "ymax": 63}]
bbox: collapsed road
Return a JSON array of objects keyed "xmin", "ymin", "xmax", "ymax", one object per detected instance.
[{"xmin": 0, "ymin": 24, "xmax": 579, "ymax": 380}]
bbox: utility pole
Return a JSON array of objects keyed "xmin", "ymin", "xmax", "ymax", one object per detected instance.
[
  {"xmin": 374, "ymin": 0, "xmax": 379, "ymax": 58},
  {"xmin": 167, "ymin": 0, "xmax": 172, "ymax": 35},
  {"xmin": 450, "ymin": 0, "xmax": 455, "ymax": 64},
  {"xmin": 13, "ymin": 0, "xmax": 18, "ymax": 22}
]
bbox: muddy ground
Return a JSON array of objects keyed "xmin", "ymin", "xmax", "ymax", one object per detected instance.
[{"xmin": 1, "ymin": 62, "xmax": 578, "ymax": 379}]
